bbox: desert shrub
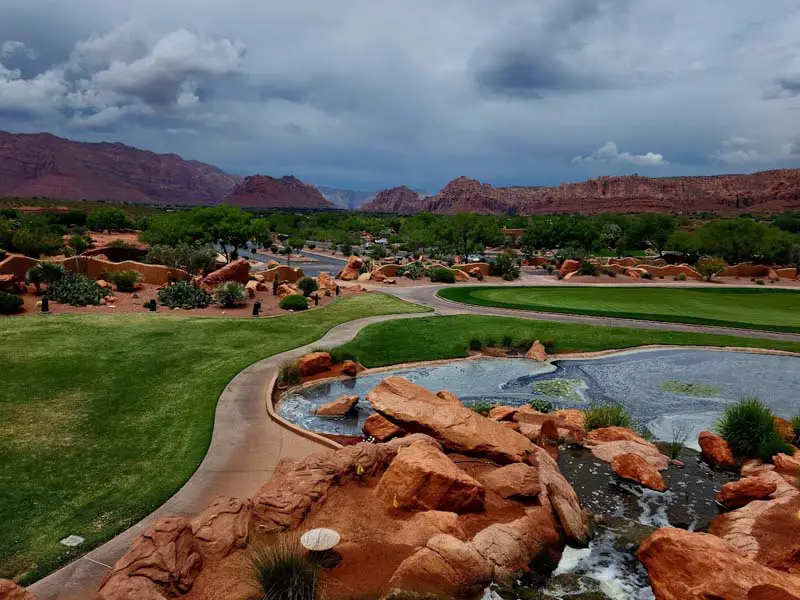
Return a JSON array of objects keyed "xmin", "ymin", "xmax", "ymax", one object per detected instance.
[
  {"xmin": 48, "ymin": 273, "xmax": 110, "ymax": 306},
  {"xmin": 108, "ymin": 239, "xmax": 132, "ymax": 249},
  {"xmin": 277, "ymin": 362, "xmax": 301, "ymax": 386},
  {"xmin": 469, "ymin": 401, "xmax": 493, "ymax": 416},
  {"xmin": 296, "ymin": 276, "xmax": 318, "ymax": 297},
  {"xmin": 717, "ymin": 398, "xmax": 791, "ymax": 460},
  {"xmin": 491, "ymin": 253, "xmax": 520, "ymax": 280},
  {"xmin": 27, "ymin": 262, "xmax": 68, "ymax": 290},
  {"xmin": 157, "ymin": 281, "xmax": 211, "ymax": 309},
  {"xmin": 429, "ymin": 267, "xmax": 455, "ymax": 283},
  {"xmin": 106, "ymin": 270, "xmax": 142, "ymax": 292},
  {"xmin": 529, "ymin": 398, "xmax": 554, "ymax": 413},
  {"xmin": 755, "ymin": 278, "xmax": 765, "ymax": 286},
  {"xmin": 339, "ymin": 243, "xmax": 352, "ymax": 256},
  {"xmin": 502, "ymin": 334, "xmax": 513, "ymax": 347},
  {"xmin": 358, "ymin": 258, "xmax": 373, "ymax": 275},
  {"xmin": 792, "ymin": 414, "xmax": 800, "ymax": 445},
  {"xmin": 0, "ymin": 291, "xmax": 23, "ymax": 314},
  {"xmin": 585, "ymin": 404, "xmax": 633, "ymax": 431},
  {"xmin": 67, "ymin": 234, "xmax": 90, "ymax": 255},
  {"xmin": 641, "ymin": 272, "xmax": 653, "ymax": 280},
  {"xmin": 578, "ymin": 260, "xmax": 599, "ymax": 276},
  {"xmin": 676, "ymin": 273, "xmax": 687, "ymax": 281},
  {"xmin": 696, "ymin": 258, "xmax": 725, "ymax": 282},
  {"xmin": 146, "ymin": 244, "xmax": 217, "ymax": 274},
  {"xmin": 400, "ymin": 262, "xmax": 424, "ymax": 280},
  {"xmin": 87, "ymin": 208, "xmax": 129, "ymax": 232},
  {"xmin": 25, "ymin": 265, "xmax": 43, "ymax": 289},
  {"xmin": 468, "ymin": 337, "xmax": 482, "ymax": 351},
  {"xmin": 215, "ymin": 282, "xmax": 246, "ymax": 307},
  {"xmin": 11, "ymin": 227, "xmax": 64, "ymax": 257},
  {"xmin": 249, "ymin": 536, "xmax": 318, "ymax": 600},
  {"xmin": 280, "ymin": 294, "xmax": 309, "ymax": 311},
  {"xmin": 329, "ymin": 348, "xmax": 358, "ymax": 364},
  {"xmin": 485, "ymin": 336, "xmax": 497, "ymax": 347}
]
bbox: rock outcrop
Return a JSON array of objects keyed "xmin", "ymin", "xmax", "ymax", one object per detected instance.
[
  {"xmin": 338, "ymin": 256, "xmax": 363, "ymax": 281},
  {"xmin": 296, "ymin": 352, "xmax": 332, "ymax": 377},
  {"xmin": 223, "ymin": 175, "xmax": 333, "ymax": 209},
  {"xmin": 479, "ymin": 463, "xmax": 542, "ymax": 500},
  {"xmin": 717, "ymin": 477, "xmax": 778, "ymax": 509},
  {"xmin": 586, "ymin": 427, "xmax": 670, "ymax": 471},
  {"xmin": 699, "ymin": 431, "xmax": 737, "ymax": 468},
  {"xmin": 637, "ymin": 528, "xmax": 800, "ymax": 600},
  {"xmin": 201, "ymin": 259, "xmax": 250, "ymax": 288},
  {"xmin": 525, "ymin": 340, "xmax": 548, "ymax": 362},
  {"xmin": 190, "ymin": 496, "xmax": 252, "ymax": 561},
  {"xmin": 361, "ymin": 186, "xmax": 424, "ymax": 214}
]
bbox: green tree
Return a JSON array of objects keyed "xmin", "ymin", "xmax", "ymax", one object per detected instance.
[
  {"xmin": 626, "ymin": 215, "xmax": 676, "ymax": 256},
  {"xmin": 694, "ymin": 219, "xmax": 765, "ymax": 264},
  {"xmin": 442, "ymin": 213, "xmax": 501, "ymax": 260},
  {"xmin": 11, "ymin": 228, "xmax": 64, "ymax": 258},
  {"xmin": 87, "ymin": 208, "xmax": 129, "ymax": 233},
  {"xmin": 696, "ymin": 258, "xmax": 725, "ymax": 281}
]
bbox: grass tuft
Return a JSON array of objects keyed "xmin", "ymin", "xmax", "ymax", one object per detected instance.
[
  {"xmin": 716, "ymin": 398, "xmax": 793, "ymax": 461},
  {"xmin": 585, "ymin": 404, "xmax": 633, "ymax": 431},
  {"xmin": 249, "ymin": 536, "xmax": 318, "ymax": 600}
]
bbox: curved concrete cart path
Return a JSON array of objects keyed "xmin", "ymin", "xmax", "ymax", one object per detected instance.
[{"xmin": 29, "ymin": 312, "xmax": 428, "ymax": 600}]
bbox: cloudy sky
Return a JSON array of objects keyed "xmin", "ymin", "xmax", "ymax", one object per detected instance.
[{"xmin": 2, "ymin": 0, "xmax": 800, "ymax": 191}]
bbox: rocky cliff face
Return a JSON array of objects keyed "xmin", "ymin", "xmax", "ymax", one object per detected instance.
[
  {"xmin": 364, "ymin": 171, "xmax": 800, "ymax": 215},
  {"xmin": 0, "ymin": 130, "xmax": 239, "ymax": 205},
  {"xmin": 223, "ymin": 175, "xmax": 333, "ymax": 209},
  {"xmin": 361, "ymin": 185, "xmax": 424, "ymax": 214}
]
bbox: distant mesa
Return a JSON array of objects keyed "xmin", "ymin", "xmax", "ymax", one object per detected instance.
[
  {"xmin": 223, "ymin": 174, "xmax": 334, "ymax": 209},
  {"xmin": 361, "ymin": 185, "xmax": 425, "ymax": 214}
]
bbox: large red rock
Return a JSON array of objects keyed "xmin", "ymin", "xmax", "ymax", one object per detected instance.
[
  {"xmin": 363, "ymin": 413, "xmax": 404, "ymax": 442},
  {"xmin": 366, "ymin": 377, "xmax": 537, "ymax": 464},
  {"xmin": 516, "ymin": 411, "xmax": 586, "ymax": 445},
  {"xmin": 717, "ymin": 477, "xmax": 778, "ymax": 509},
  {"xmin": 277, "ymin": 282, "xmax": 301, "ymax": 299},
  {"xmin": 190, "ymin": 496, "xmax": 252, "ymax": 561},
  {"xmin": 318, "ymin": 271, "xmax": 338, "ymax": 291},
  {"xmin": 479, "ymin": 463, "xmax": 542, "ymax": 499},
  {"xmin": 96, "ymin": 516, "xmax": 202, "ymax": 600},
  {"xmin": 488, "ymin": 405, "xmax": 518, "ymax": 421},
  {"xmin": 0, "ymin": 580, "xmax": 36, "ymax": 600},
  {"xmin": 586, "ymin": 427, "xmax": 669, "ymax": 470},
  {"xmin": 395, "ymin": 511, "xmax": 467, "ymax": 546},
  {"xmin": 375, "ymin": 443, "xmax": 485, "ymax": 513},
  {"xmin": 296, "ymin": 352, "xmax": 332, "ymax": 377},
  {"xmin": 559, "ymin": 259, "xmax": 580, "ymax": 276},
  {"xmin": 339, "ymin": 256, "xmax": 363, "ymax": 281},
  {"xmin": 223, "ymin": 174, "xmax": 333, "ymax": 208},
  {"xmin": 201, "ymin": 259, "xmax": 250, "ymax": 288},
  {"xmin": 611, "ymin": 453, "xmax": 667, "ymax": 491},
  {"xmin": 315, "ymin": 395, "xmax": 359, "ymax": 416},
  {"xmin": 637, "ymin": 528, "xmax": 800, "ymax": 600},
  {"xmin": 525, "ymin": 340, "xmax": 548, "ymax": 361},
  {"xmin": 699, "ymin": 431, "xmax": 737, "ymax": 468}
]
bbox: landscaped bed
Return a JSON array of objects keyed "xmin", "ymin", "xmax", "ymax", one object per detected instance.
[
  {"xmin": 0, "ymin": 293, "xmax": 428, "ymax": 584},
  {"xmin": 438, "ymin": 286, "xmax": 800, "ymax": 333}
]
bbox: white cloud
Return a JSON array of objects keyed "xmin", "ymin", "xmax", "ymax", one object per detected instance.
[
  {"xmin": 572, "ymin": 141, "xmax": 667, "ymax": 166},
  {"xmin": 1, "ymin": 40, "xmax": 36, "ymax": 59}
]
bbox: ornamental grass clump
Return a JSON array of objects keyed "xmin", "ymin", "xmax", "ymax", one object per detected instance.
[
  {"xmin": 215, "ymin": 281, "xmax": 246, "ymax": 308},
  {"xmin": 277, "ymin": 362, "xmax": 301, "ymax": 386},
  {"xmin": 585, "ymin": 404, "xmax": 633, "ymax": 431},
  {"xmin": 716, "ymin": 398, "xmax": 792, "ymax": 461},
  {"xmin": 106, "ymin": 270, "xmax": 142, "ymax": 292},
  {"xmin": 248, "ymin": 536, "xmax": 319, "ymax": 600}
]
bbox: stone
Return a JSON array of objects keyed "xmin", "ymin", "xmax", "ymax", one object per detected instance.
[
  {"xmin": 395, "ymin": 511, "xmax": 467, "ymax": 547},
  {"xmin": 479, "ymin": 463, "xmax": 542, "ymax": 499},
  {"xmin": 0, "ymin": 580, "xmax": 37, "ymax": 600},
  {"xmin": 637, "ymin": 528, "xmax": 800, "ymax": 600},
  {"xmin": 384, "ymin": 278, "xmax": 396, "ymax": 284},
  {"xmin": 341, "ymin": 360, "xmax": 364, "ymax": 376},
  {"xmin": 251, "ymin": 435, "xmax": 440, "ymax": 535},
  {"xmin": 339, "ymin": 256, "xmax": 364, "ymax": 281},
  {"xmin": 367, "ymin": 377, "xmax": 537, "ymax": 464},
  {"xmin": 375, "ymin": 443, "xmax": 485, "ymax": 513},
  {"xmin": 296, "ymin": 352, "xmax": 332, "ymax": 377},
  {"xmin": 488, "ymin": 406, "xmax": 518, "ymax": 421},
  {"xmin": 750, "ymin": 584, "xmax": 800, "ymax": 600},
  {"xmin": 552, "ymin": 409, "xmax": 587, "ymax": 433},
  {"xmin": 436, "ymin": 390, "xmax": 462, "ymax": 404},
  {"xmin": 315, "ymin": 395, "xmax": 359, "ymax": 417},
  {"xmin": 96, "ymin": 516, "xmax": 202, "ymax": 600},
  {"xmin": 277, "ymin": 282, "xmax": 300, "ymax": 299},
  {"xmin": 357, "ymin": 272, "xmax": 372, "ymax": 282},
  {"xmin": 588, "ymin": 439, "xmax": 669, "ymax": 470},
  {"xmin": 774, "ymin": 453, "xmax": 800, "ymax": 475},
  {"xmin": 699, "ymin": 431, "xmax": 737, "ymax": 468},
  {"xmin": 538, "ymin": 419, "xmax": 560, "ymax": 459},
  {"xmin": 717, "ymin": 477, "xmax": 778, "ymax": 509},
  {"xmin": 516, "ymin": 412, "xmax": 585, "ymax": 445},
  {"xmin": 774, "ymin": 417, "xmax": 796, "ymax": 442},
  {"xmin": 611, "ymin": 453, "xmax": 667, "ymax": 491},
  {"xmin": 363, "ymin": 413, "xmax": 404, "ymax": 442},
  {"xmin": 559, "ymin": 259, "xmax": 580, "ymax": 276},
  {"xmin": 469, "ymin": 266, "xmax": 482, "ymax": 278},
  {"xmin": 201, "ymin": 259, "xmax": 250, "ymax": 288},
  {"xmin": 96, "ymin": 279, "xmax": 111, "ymax": 289},
  {"xmin": 587, "ymin": 426, "xmax": 649, "ymax": 444},
  {"xmin": 525, "ymin": 340, "xmax": 548, "ymax": 361},
  {"xmin": 386, "ymin": 534, "xmax": 492, "ymax": 599},
  {"xmin": 318, "ymin": 271, "xmax": 338, "ymax": 291},
  {"xmin": 190, "ymin": 496, "xmax": 252, "ymax": 561}
]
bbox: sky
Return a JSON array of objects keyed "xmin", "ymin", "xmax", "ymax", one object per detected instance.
[{"xmin": 2, "ymin": 0, "xmax": 800, "ymax": 192}]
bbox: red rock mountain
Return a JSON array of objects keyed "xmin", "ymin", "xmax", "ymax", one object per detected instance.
[
  {"xmin": 364, "ymin": 172, "xmax": 800, "ymax": 215},
  {"xmin": 361, "ymin": 185, "xmax": 424, "ymax": 214},
  {"xmin": 223, "ymin": 175, "xmax": 333, "ymax": 209},
  {"xmin": 0, "ymin": 130, "xmax": 240, "ymax": 205}
]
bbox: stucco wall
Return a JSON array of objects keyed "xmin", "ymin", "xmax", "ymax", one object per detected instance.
[
  {"xmin": 452, "ymin": 262, "xmax": 491, "ymax": 277},
  {"xmin": 260, "ymin": 265, "xmax": 305, "ymax": 283},
  {"xmin": 637, "ymin": 263, "xmax": 702, "ymax": 279},
  {"xmin": 0, "ymin": 254, "xmax": 187, "ymax": 285}
]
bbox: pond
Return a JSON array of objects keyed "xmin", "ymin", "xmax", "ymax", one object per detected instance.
[{"xmin": 278, "ymin": 348, "xmax": 800, "ymax": 448}]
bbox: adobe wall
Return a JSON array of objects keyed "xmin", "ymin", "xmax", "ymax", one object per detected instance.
[
  {"xmin": 718, "ymin": 263, "xmax": 771, "ymax": 278},
  {"xmin": 374, "ymin": 264, "xmax": 402, "ymax": 277},
  {"xmin": 260, "ymin": 265, "xmax": 305, "ymax": 283},
  {"xmin": 0, "ymin": 254, "xmax": 188, "ymax": 285},
  {"xmin": 452, "ymin": 262, "xmax": 491, "ymax": 277},
  {"xmin": 636, "ymin": 263, "xmax": 702, "ymax": 279}
]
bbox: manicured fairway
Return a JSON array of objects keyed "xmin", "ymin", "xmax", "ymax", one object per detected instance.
[
  {"xmin": 337, "ymin": 314, "xmax": 800, "ymax": 368},
  {"xmin": 438, "ymin": 286, "xmax": 800, "ymax": 333},
  {"xmin": 0, "ymin": 294, "xmax": 428, "ymax": 584}
]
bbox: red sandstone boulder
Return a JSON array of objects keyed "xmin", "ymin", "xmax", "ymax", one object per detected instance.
[
  {"xmin": 97, "ymin": 516, "xmax": 202, "ymax": 600},
  {"xmin": 559, "ymin": 259, "xmax": 580, "ymax": 276},
  {"xmin": 190, "ymin": 496, "xmax": 252, "ymax": 561},
  {"xmin": 436, "ymin": 390, "xmax": 461, "ymax": 404},
  {"xmin": 750, "ymin": 584, "xmax": 800, "ymax": 600},
  {"xmin": 699, "ymin": 431, "xmax": 736, "ymax": 468},
  {"xmin": 363, "ymin": 413, "xmax": 404, "ymax": 441},
  {"xmin": 367, "ymin": 377, "xmax": 537, "ymax": 464},
  {"xmin": 611, "ymin": 453, "xmax": 667, "ymax": 491},
  {"xmin": 340, "ymin": 360, "xmax": 363, "ymax": 376},
  {"xmin": 718, "ymin": 477, "xmax": 778, "ymax": 509},
  {"xmin": 537, "ymin": 419, "xmax": 560, "ymax": 459},
  {"xmin": 637, "ymin": 528, "xmax": 800, "ymax": 600},
  {"xmin": 774, "ymin": 453, "xmax": 800, "ymax": 475},
  {"xmin": 375, "ymin": 443, "xmax": 485, "ymax": 513},
  {"xmin": 516, "ymin": 412, "xmax": 585, "ymax": 445},
  {"xmin": 586, "ymin": 427, "xmax": 669, "ymax": 470},
  {"xmin": 479, "ymin": 463, "xmax": 542, "ymax": 499},
  {"xmin": 202, "ymin": 259, "xmax": 250, "ymax": 288},
  {"xmin": 0, "ymin": 274, "xmax": 24, "ymax": 294},
  {"xmin": 587, "ymin": 426, "xmax": 647, "ymax": 444},
  {"xmin": 0, "ymin": 580, "xmax": 36, "ymax": 600},
  {"xmin": 339, "ymin": 256, "xmax": 363, "ymax": 281},
  {"xmin": 552, "ymin": 409, "xmax": 587, "ymax": 433},
  {"xmin": 318, "ymin": 271, "xmax": 338, "ymax": 291},
  {"xmin": 395, "ymin": 511, "xmax": 467, "ymax": 546},
  {"xmin": 277, "ymin": 282, "xmax": 300, "ymax": 299},
  {"xmin": 296, "ymin": 352, "xmax": 332, "ymax": 377},
  {"xmin": 774, "ymin": 417, "xmax": 795, "ymax": 443},
  {"xmin": 315, "ymin": 395, "xmax": 359, "ymax": 416},
  {"xmin": 525, "ymin": 340, "xmax": 548, "ymax": 361},
  {"xmin": 488, "ymin": 405, "xmax": 518, "ymax": 421}
]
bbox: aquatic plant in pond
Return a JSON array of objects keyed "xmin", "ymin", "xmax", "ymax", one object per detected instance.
[
  {"xmin": 532, "ymin": 378, "xmax": 585, "ymax": 401},
  {"xmin": 659, "ymin": 380, "xmax": 721, "ymax": 398}
]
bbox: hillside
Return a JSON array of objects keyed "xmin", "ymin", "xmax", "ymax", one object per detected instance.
[
  {"xmin": 364, "ymin": 172, "xmax": 800, "ymax": 215},
  {"xmin": 223, "ymin": 175, "xmax": 334, "ymax": 209}
]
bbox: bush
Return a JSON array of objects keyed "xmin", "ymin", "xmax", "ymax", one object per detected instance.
[
  {"xmin": 400, "ymin": 262, "xmax": 424, "ymax": 280},
  {"xmin": 270, "ymin": 244, "xmax": 279, "ymax": 253},
  {"xmin": 793, "ymin": 414, "xmax": 800, "ymax": 445},
  {"xmin": 249, "ymin": 536, "xmax": 318, "ymax": 600},
  {"xmin": 544, "ymin": 264, "xmax": 555, "ymax": 274},
  {"xmin": 0, "ymin": 291, "xmax": 23, "ymax": 314},
  {"xmin": 529, "ymin": 398, "xmax": 554, "ymax": 413},
  {"xmin": 307, "ymin": 242, "xmax": 316, "ymax": 250},
  {"xmin": 277, "ymin": 362, "xmax": 301, "ymax": 386},
  {"xmin": 429, "ymin": 266, "xmax": 455, "ymax": 283},
  {"xmin": 696, "ymin": 258, "xmax": 725, "ymax": 282},
  {"xmin": 676, "ymin": 273, "xmax": 687, "ymax": 281},
  {"xmin": 215, "ymin": 282, "xmax": 246, "ymax": 308},
  {"xmin": 296, "ymin": 276, "xmax": 319, "ymax": 298},
  {"xmin": 48, "ymin": 274, "xmax": 110, "ymax": 306},
  {"xmin": 578, "ymin": 260, "xmax": 599, "ymax": 276},
  {"xmin": 157, "ymin": 281, "xmax": 212, "ymax": 309},
  {"xmin": 664, "ymin": 422, "xmax": 692, "ymax": 460},
  {"xmin": 68, "ymin": 234, "xmax": 90, "ymax": 255},
  {"xmin": 329, "ymin": 348, "xmax": 358, "ymax": 364},
  {"xmin": 106, "ymin": 270, "xmax": 142, "ymax": 292},
  {"xmin": 585, "ymin": 404, "xmax": 633, "ymax": 431},
  {"xmin": 280, "ymin": 294, "xmax": 309, "ymax": 311},
  {"xmin": 717, "ymin": 398, "xmax": 791, "ymax": 460},
  {"xmin": 641, "ymin": 272, "xmax": 653, "ymax": 280},
  {"xmin": 468, "ymin": 337, "xmax": 482, "ymax": 351},
  {"xmin": 491, "ymin": 253, "xmax": 521, "ymax": 280},
  {"xmin": 11, "ymin": 227, "xmax": 64, "ymax": 257},
  {"xmin": 755, "ymin": 278, "xmax": 765, "ymax": 286},
  {"xmin": 469, "ymin": 401, "xmax": 493, "ymax": 416},
  {"xmin": 146, "ymin": 244, "xmax": 217, "ymax": 275},
  {"xmin": 87, "ymin": 208, "xmax": 129, "ymax": 232}
]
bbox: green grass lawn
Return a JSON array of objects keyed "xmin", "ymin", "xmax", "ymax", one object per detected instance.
[
  {"xmin": 336, "ymin": 315, "xmax": 800, "ymax": 368},
  {"xmin": 438, "ymin": 286, "xmax": 800, "ymax": 333},
  {"xmin": 0, "ymin": 294, "xmax": 428, "ymax": 584}
]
